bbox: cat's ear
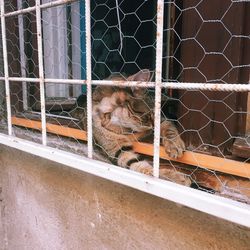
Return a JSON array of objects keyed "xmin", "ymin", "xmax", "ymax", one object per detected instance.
[
  {"xmin": 127, "ymin": 69, "xmax": 151, "ymax": 82},
  {"xmin": 127, "ymin": 69, "xmax": 151, "ymax": 97}
]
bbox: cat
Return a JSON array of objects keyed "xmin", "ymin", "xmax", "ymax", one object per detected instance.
[{"xmin": 71, "ymin": 69, "xmax": 191, "ymax": 186}]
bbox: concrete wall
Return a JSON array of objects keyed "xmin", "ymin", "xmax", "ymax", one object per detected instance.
[{"xmin": 0, "ymin": 145, "xmax": 249, "ymax": 250}]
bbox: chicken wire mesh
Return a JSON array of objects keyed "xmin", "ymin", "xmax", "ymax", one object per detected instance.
[
  {"xmin": 4, "ymin": 1, "xmax": 35, "ymax": 14},
  {"xmin": 0, "ymin": 0, "xmax": 250, "ymax": 204}
]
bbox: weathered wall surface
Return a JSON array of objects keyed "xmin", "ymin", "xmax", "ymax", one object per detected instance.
[{"xmin": 0, "ymin": 145, "xmax": 249, "ymax": 250}]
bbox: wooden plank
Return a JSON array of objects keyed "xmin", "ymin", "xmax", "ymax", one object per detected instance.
[
  {"xmin": 12, "ymin": 116, "xmax": 87, "ymax": 141},
  {"xmin": 15, "ymin": 111, "xmax": 81, "ymax": 128},
  {"xmin": 232, "ymin": 138, "xmax": 250, "ymax": 159},
  {"xmin": 11, "ymin": 116, "xmax": 250, "ymax": 179},
  {"xmin": 134, "ymin": 143, "xmax": 250, "ymax": 179}
]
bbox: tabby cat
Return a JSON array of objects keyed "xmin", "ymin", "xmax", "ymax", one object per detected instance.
[{"xmin": 71, "ymin": 69, "xmax": 191, "ymax": 186}]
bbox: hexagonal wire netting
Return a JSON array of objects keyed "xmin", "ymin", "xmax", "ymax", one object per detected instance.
[{"xmin": 0, "ymin": 0, "xmax": 250, "ymax": 204}]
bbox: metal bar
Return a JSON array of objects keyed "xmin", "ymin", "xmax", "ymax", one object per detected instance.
[
  {"xmin": 0, "ymin": 77, "xmax": 40, "ymax": 82},
  {"xmin": 0, "ymin": 133, "xmax": 250, "ymax": 228},
  {"xmin": 0, "ymin": 0, "xmax": 12, "ymax": 135},
  {"xmin": 1, "ymin": 76, "xmax": 250, "ymax": 91},
  {"xmin": 164, "ymin": 3, "xmax": 172, "ymax": 81},
  {"xmin": 153, "ymin": 0, "xmax": 164, "ymax": 178},
  {"xmin": 36, "ymin": 0, "xmax": 47, "ymax": 145},
  {"xmin": 3, "ymin": 5, "xmax": 36, "ymax": 17},
  {"xmin": 161, "ymin": 82, "xmax": 250, "ymax": 91},
  {"xmin": 85, "ymin": 0, "xmax": 93, "ymax": 158},
  {"xmin": 0, "ymin": 77, "xmax": 154, "ymax": 87},
  {"xmin": 45, "ymin": 78, "xmax": 86, "ymax": 85},
  {"xmin": 92, "ymin": 80, "xmax": 155, "ymax": 88},
  {"xmin": 17, "ymin": 1, "xmax": 28, "ymax": 111},
  {"xmin": 0, "ymin": 77, "xmax": 85, "ymax": 84},
  {"xmin": 3, "ymin": 0, "xmax": 77, "ymax": 18},
  {"xmin": 45, "ymin": 78, "xmax": 85, "ymax": 84},
  {"xmin": 80, "ymin": 0, "xmax": 87, "ymax": 93}
]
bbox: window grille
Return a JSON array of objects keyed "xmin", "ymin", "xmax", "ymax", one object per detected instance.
[{"xmin": 0, "ymin": 0, "xmax": 250, "ymax": 227}]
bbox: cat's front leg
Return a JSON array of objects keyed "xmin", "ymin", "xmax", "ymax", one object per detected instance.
[
  {"xmin": 130, "ymin": 161, "xmax": 191, "ymax": 186},
  {"xmin": 161, "ymin": 120, "xmax": 185, "ymax": 159}
]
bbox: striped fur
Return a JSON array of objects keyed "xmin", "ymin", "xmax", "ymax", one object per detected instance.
[{"xmin": 72, "ymin": 69, "xmax": 191, "ymax": 186}]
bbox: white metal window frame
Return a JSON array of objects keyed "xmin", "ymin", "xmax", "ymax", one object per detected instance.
[{"xmin": 0, "ymin": 0, "xmax": 250, "ymax": 227}]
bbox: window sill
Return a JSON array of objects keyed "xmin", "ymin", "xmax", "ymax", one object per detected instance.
[{"xmin": 0, "ymin": 133, "xmax": 250, "ymax": 227}]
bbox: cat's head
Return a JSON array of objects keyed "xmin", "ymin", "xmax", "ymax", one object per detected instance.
[{"xmin": 98, "ymin": 69, "xmax": 154, "ymax": 132}]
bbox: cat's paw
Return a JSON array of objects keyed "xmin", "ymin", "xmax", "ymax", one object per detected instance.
[
  {"xmin": 163, "ymin": 136, "xmax": 185, "ymax": 159},
  {"xmin": 160, "ymin": 169, "xmax": 191, "ymax": 186},
  {"xmin": 129, "ymin": 161, "xmax": 153, "ymax": 176}
]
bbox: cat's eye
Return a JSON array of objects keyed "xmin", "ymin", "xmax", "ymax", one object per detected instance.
[{"xmin": 129, "ymin": 99, "xmax": 149, "ymax": 114}]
